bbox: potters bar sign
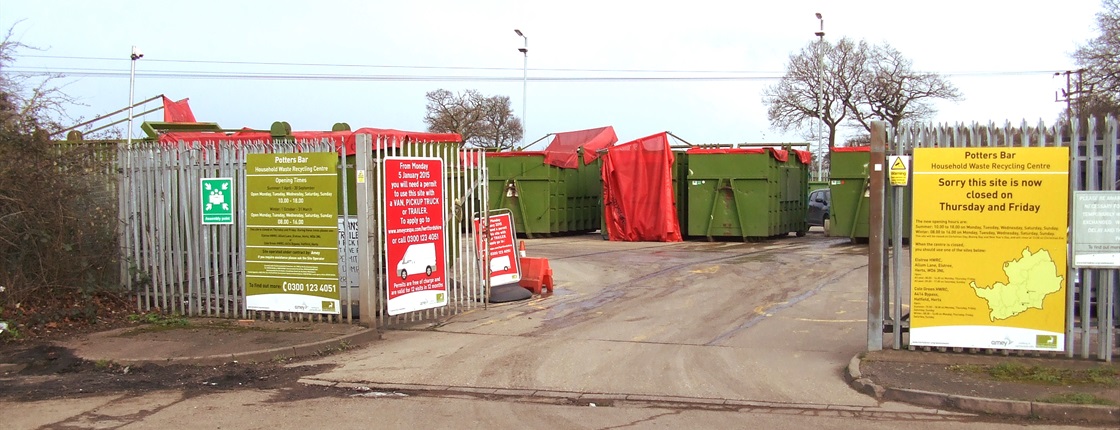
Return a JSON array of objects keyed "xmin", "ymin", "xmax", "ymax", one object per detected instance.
[
  {"xmin": 910, "ymin": 147, "xmax": 1068, "ymax": 351},
  {"xmin": 244, "ymin": 152, "xmax": 340, "ymax": 314}
]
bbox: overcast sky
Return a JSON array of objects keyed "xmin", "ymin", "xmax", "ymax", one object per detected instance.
[{"xmin": 0, "ymin": 0, "xmax": 1104, "ymax": 148}]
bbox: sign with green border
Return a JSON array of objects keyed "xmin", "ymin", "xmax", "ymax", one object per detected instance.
[
  {"xmin": 201, "ymin": 178, "xmax": 234, "ymax": 224},
  {"xmin": 244, "ymin": 152, "xmax": 340, "ymax": 314}
]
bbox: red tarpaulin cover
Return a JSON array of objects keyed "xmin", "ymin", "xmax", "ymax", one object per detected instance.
[
  {"xmin": 832, "ymin": 145, "xmax": 870, "ymax": 152},
  {"xmin": 791, "ymin": 149, "xmax": 812, "ymax": 164},
  {"xmin": 158, "ymin": 128, "xmax": 461, "ymax": 155},
  {"xmin": 684, "ymin": 147, "xmax": 811, "ymax": 165},
  {"xmin": 600, "ymin": 132, "xmax": 682, "ymax": 242},
  {"xmin": 162, "ymin": 96, "xmax": 197, "ymax": 123},
  {"xmin": 543, "ymin": 126, "xmax": 618, "ymax": 168}
]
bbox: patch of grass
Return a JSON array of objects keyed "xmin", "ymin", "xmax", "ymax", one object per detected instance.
[
  {"xmin": 1085, "ymin": 367, "xmax": 1120, "ymax": 385},
  {"xmin": 1038, "ymin": 393, "xmax": 1116, "ymax": 406},
  {"xmin": 949, "ymin": 362, "xmax": 1120, "ymax": 386},
  {"xmin": 127, "ymin": 312, "xmax": 190, "ymax": 328},
  {"xmin": 314, "ymin": 340, "xmax": 354, "ymax": 357},
  {"xmin": 947, "ymin": 364, "xmax": 985, "ymax": 373},
  {"xmin": 989, "ymin": 362, "xmax": 1064, "ymax": 384}
]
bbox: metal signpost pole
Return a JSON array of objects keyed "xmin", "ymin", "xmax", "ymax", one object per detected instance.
[{"xmin": 515, "ymin": 29, "xmax": 528, "ymax": 148}]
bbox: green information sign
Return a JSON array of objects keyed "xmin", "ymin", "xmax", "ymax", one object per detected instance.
[
  {"xmin": 200, "ymin": 178, "xmax": 234, "ymax": 224},
  {"xmin": 244, "ymin": 152, "xmax": 340, "ymax": 314}
]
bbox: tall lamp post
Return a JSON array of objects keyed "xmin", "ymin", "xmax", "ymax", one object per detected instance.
[
  {"xmin": 127, "ymin": 46, "xmax": 144, "ymax": 147},
  {"xmin": 814, "ymin": 13, "xmax": 825, "ymax": 181},
  {"xmin": 514, "ymin": 29, "xmax": 528, "ymax": 147}
]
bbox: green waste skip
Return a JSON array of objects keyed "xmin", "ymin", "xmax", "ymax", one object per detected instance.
[
  {"xmin": 486, "ymin": 152, "xmax": 602, "ymax": 238},
  {"xmin": 685, "ymin": 147, "xmax": 810, "ymax": 241},
  {"xmin": 828, "ymin": 146, "xmax": 911, "ymax": 243}
]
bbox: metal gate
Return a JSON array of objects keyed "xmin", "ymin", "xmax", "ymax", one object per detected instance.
[
  {"xmin": 350, "ymin": 134, "xmax": 491, "ymax": 327},
  {"xmin": 867, "ymin": 119, "xmax": 1118, "ymax": 361}
]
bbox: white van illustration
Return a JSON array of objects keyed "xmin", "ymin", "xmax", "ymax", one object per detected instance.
[
  {"xmin": 489, "ymin": 256, "xmax": 511, "ymax": 272},
  {"xmin": 397, "ymin": 242, "xmax": 437, "ymax": 280}
]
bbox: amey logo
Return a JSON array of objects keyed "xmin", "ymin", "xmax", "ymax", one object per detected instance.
[{"xmin": 990, "ymin": 336, "xmax": 1014, "ymax": 347}]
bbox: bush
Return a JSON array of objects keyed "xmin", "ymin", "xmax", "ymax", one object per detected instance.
[{"xmin": 0, "ymin": 127, "xmax": 125, "ymax": 340}]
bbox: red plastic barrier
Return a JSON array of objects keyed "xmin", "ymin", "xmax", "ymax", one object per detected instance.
[{"xmin": 517, "ymin": 257, "xmax": 554, "ymax": 295}]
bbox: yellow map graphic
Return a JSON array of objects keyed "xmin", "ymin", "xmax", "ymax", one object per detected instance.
[{"xmin": 970, "ymin": 248, "xmax": 1063, "ymax": 321}]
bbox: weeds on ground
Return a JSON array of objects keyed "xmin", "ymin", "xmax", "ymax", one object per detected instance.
[
  {"xmin": 1038, "ymin": 393, "xmax": 1116, "ymax": 406},
  {"xmin": 949, "ymin": 362, "xmax": 1120, "ymax": 386},
  {"xmin": 315, "ymin": 340, "xmax": 354, "ymax": 357},
  {"xmin": 128, "ymin": 313, "xmax": 190, "ymax": 328}
]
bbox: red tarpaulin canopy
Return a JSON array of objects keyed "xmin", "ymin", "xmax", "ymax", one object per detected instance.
[
  {"xmin": 601, "ymin": 132, "xmax": 682, "ymax": 242},
  {"xmin": 543, "ymin": 126, "xmax": 618, "ymax": 168},
  {"xmin": 684, "ymin": 147, "xmax": 812, "ymax": 165},
  {"xmin": 161, "ymin": 96, "xmax": 197, "ymax": 123},
  {"xmin": 158, "ymin": 128, "xmax": 461, "ymax": 155},
  {"xmin": 832, "ymin": 145, "xmax": 870, "ymax": 153}
]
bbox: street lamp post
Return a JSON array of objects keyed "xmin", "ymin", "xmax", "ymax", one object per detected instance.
[
  {"xmin": 127, "ymin": 46, "xmax": 144, "ymax": 147},
  {"xmin": 814, "ymin": 13, "xmax": 825, "ymax": 181},
  {"xmin": 514, "ymin": 29, "xmax": 528, "ymax": 147}
]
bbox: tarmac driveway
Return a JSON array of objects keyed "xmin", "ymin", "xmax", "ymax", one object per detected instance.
[{"xmin": 303, "ymin": 231, "xmax": 879, "ymax": 407}]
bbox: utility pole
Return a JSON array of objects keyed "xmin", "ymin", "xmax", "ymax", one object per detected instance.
[
  {"xmin": 1055, "ymin": 69, "xmax": 1087, "ymax": 127},
  {"xmin": 814, "ymin": 12, "xmax": 826, "ymax": 181}
]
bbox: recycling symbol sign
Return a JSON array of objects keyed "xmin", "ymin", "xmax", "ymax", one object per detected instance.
[{"xmin": 201, "ymin": 178, "xmax": 234, "ymax": 224}]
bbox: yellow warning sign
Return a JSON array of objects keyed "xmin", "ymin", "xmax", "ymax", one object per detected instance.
[
  {"xmin": 888, "ymin": 155, "xmax": 910, "ymax": 186},
  {"xmin": 909, "ymin": 147, "xmax": 1069, "ymax": 351}
]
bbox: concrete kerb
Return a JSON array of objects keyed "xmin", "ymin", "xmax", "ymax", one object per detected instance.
[
  {"xmin": 845, "ymin": 353, "xmax": 1120, "ymax": 425},
  {"xmin": 99, "ymin": 327, "xmax": 381, "ymax": 367}
]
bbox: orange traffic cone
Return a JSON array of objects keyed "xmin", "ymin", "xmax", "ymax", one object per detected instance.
[{"xmin": 519, "ymin": 241, "xmax": 527, "ymax": 257}]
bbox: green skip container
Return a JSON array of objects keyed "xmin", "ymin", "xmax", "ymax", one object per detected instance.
[
  {"xmin": 828, "ymin": 146, "xmax": 911, "ymax": 243},
  {"xmin": 685, "ymin": 147, "xmax": 809, "ymax": 241}
]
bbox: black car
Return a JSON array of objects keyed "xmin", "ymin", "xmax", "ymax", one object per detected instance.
[{"xmin": 807, "ymin": 189, "xmax": 831, "ymax": 234}]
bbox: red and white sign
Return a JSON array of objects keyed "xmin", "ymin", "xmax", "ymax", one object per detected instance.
[
  {"xmin": 472, "ymin": 212, "xmax": 520, "ymax": 286},
  {"xmin": 383, "ymin": 157, "xmax": 446, "ymax": 315}
]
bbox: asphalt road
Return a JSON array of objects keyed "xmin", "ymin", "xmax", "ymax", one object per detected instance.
[
  {"xmin": 303, "ymin": 232, "xmax": 878, "ymax": 406},
  {"xmin": 1, "ymin": 230, "xmax": 1096, "ymax": 428}
]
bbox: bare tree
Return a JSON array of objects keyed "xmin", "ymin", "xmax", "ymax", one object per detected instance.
[
  {"xmin": 1070, "ymin": 0, "xmax": 1120, "ymax": 124},
  {"xmin": 764, "ymin": 37, "xmax": 961, "ymax": 147},
  {"xmin": 0, "ymin": 23, "xmax": 78, "ymax": 134},
  {"xmin": 475, "ymin": 95, "xmax": 523, "ymax": 150},
  {"xmin": 423, "ymin": 89, "xmax": 522, "ymax": 149},
  {"xmin": 764, "ymin": 38, "xmax": 869, "ymax": 150},
  {"xmin": 847, "ymin": 43, "xmax": 962, "ymax": 131},
  {"xmin": 423, "ymin": 89, "xmax": 484, "ymax": 144}
]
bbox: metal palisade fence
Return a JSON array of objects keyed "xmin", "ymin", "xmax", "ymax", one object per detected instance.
[
  {"xmin": 117, "ymin": 133, "xmax": 489, "ymax": 326},
  {"xmin": 869, "ymin": 118, "xmax": 1118, "ymax": 361},
  {"xmin": 354, "ymin": 134, "xmax": 490, "ymax": 327}
]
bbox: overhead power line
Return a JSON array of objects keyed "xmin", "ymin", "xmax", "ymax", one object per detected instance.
[
  {"xmin": 22, "ymin": 54, "xmax": 1060, "ymax": 78},
  {"xmin": 1, "ymin": 68, "xmax": 784, "ymax": 82},
  {"xmin": 20, "ymin": 54, "xmax": 783, "ymax": 75},
  {"xmin": 2, "ymin": 66, "xmax": 1064, "ymax": 84}
]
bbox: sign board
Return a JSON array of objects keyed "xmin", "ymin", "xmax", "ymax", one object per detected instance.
[
  {"xmin": 200, "ymin": 178, "xmax": 234, "ymax": 224},
  {"xmin": 383, "ymin": 157, "xmax": 447, "ymax": 316},
  {"xmin": 244, "ymin": 152, "xmax": 340, "ymax": 314},
  {"xmin": 910, "ymin": 147, "xmax": 1068, "ymax": 351},
  {"xmin": 338, "ymin": 216, "xmax": 359, "ymax": 288},
  {"xmin": 1071, "ymin": 191, "xmax": 1120, "ymax": 268},
  {"xmin": 473, "ymin": 212, "xmax": 521, "ymax": 286},
  {"xmin": 888, "ymin": 155, "xmax": 910, "ymax": 187}
]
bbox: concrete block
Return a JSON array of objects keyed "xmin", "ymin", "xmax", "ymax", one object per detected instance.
[
  {"xmin": 1032, "ymin": 402, "xmax": 1120, "ymax": 425},
  {"xmin": 883, "ymin": 387, "xmax": 949, "ymax": 408}
]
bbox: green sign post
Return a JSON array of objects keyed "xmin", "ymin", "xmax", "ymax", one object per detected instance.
[
  {"xmin": 200, "ymin": 178, "xmax": 234, "ymax": 225},
  {"xmin": 244, "ymin": 152, "xmax": 340, "ymax": 314}
]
